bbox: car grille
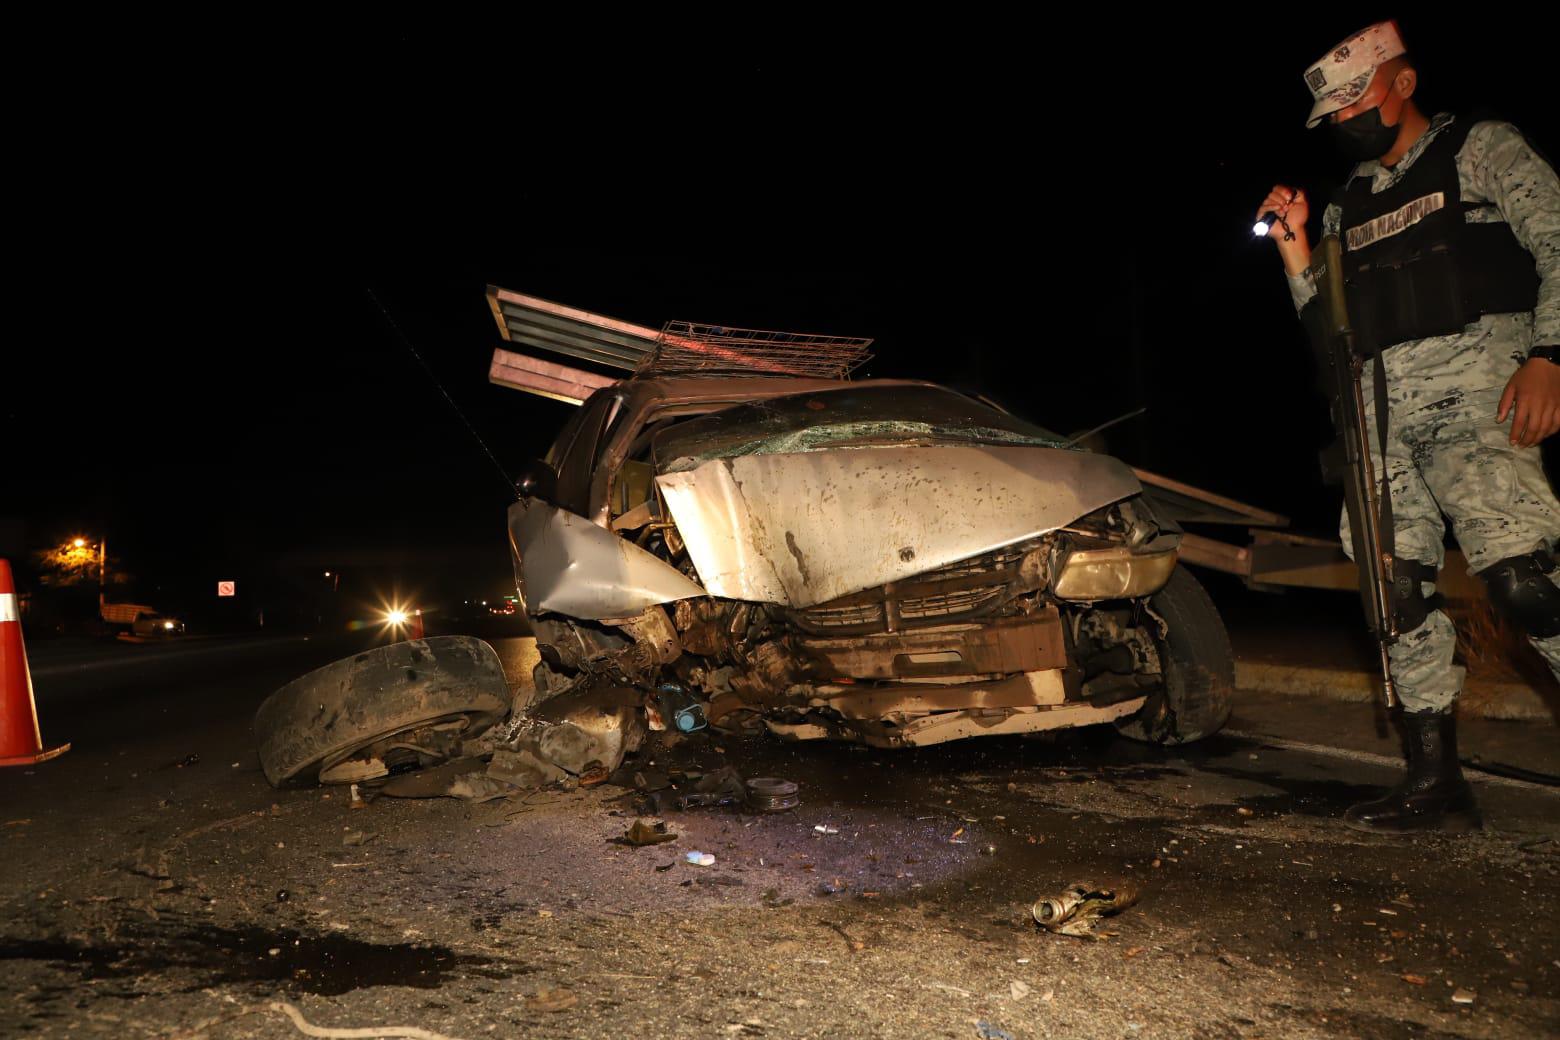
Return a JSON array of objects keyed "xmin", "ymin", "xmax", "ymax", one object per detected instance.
[{"xmin": 792, "ymin": 544, "xmax": 1033, "ymax": 635}]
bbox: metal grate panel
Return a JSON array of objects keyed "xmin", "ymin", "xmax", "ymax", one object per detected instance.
[{"xmin": 642, "ymin": 321, "xmax": 873, "ymax": 379}]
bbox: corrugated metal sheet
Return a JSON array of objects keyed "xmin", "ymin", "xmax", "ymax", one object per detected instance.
[{"xmin": 487, "ymin": 287, "xmax": 659, "ymax": 372}]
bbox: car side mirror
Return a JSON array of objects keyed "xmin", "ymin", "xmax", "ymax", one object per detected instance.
[{"xmin": 515, "ymin": 459, "xmax": 558, "ymax": 504}]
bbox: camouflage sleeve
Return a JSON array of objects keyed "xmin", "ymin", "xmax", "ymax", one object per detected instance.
[
  {"xmin": 1286, "ymin": 202, "xmax": 1343, "ymax": 313},
  {"xmin": 1459, "ymin": 120, "xmax": 1560, "ymax": 345}
]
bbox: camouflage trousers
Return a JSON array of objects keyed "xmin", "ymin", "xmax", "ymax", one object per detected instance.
[{"xmin": 1339, "ymin": 313, "xmax": 1560, "ymax": 713}]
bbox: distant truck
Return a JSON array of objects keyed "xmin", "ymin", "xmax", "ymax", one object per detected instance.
[
  {"xmin": 100, "ymin": 600, "xmax": 160, "ymax": 627},
  {"xmin": 100, "ymin": 600, "xmax": 185, "ymax": 639}
]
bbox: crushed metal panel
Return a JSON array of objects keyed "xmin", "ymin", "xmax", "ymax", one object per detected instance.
[
  {"xmin": 765, "ymin": 696, "xmax": 1144, "ymax": 748},
  {"xmin": 489, "ymin": 348, "xmax": 619, "ymax": 405},
  {"xmin": 810, "ymin": 669, "xmax": 1070, "ymax": 718},
  {"xmin": 891, "ymin": 698, "xmax": 1144, "ymax": 746},
  {"xmin": 798, "ymin": 611, "xmax": 1068, "ymax": 680},
  {"xmin": 487, "ymin": 286, "xmax": 661, "ymax": 372},
  {"xmin": 508, "ymin": 500, "xmax": 705, "ymax": 621},
  {"xmin": 655, "ymin": 444, "xmax": 1142, "ymax": 608}
]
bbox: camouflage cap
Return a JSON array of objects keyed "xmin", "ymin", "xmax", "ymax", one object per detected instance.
[{"xmin": 1303, "ymin": 21, "xmax": 1407, "ymax": 128}]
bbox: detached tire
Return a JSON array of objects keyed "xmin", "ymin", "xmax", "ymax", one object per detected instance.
[
  {"xmin": 1114, "ymin": 564, "xmax": 1233, "ymax": 745},
  {"xmin": 255, "ymin": 636, "xmax": 510, "ymax": 787}
]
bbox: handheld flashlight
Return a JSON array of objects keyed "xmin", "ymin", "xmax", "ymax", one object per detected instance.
[
  {"xmin": 1254, "ymin": 190, "xmax": 1298, "ymax": 241},
  {"xmin": 1253, "ymin": 211, "xmax": 1295, "ymax": 241}
]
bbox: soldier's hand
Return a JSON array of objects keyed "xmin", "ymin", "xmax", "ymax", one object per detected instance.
[
  {"xmin": 1255, "ymin": 186, "xmax": 1309, "ymax": 240},
  {"xmin": 1497, "ymin": 359, "xmax": 1560, "ymax": 447}
]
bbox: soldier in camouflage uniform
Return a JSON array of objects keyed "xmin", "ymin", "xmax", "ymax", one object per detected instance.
[{"xmin": 1257, "ymin": 20, "xmax": 1560, "ymax": 831}]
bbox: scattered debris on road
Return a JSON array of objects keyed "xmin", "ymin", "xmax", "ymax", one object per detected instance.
[
  {"xmin": 623, "ymin": 819, "xmax": 677, "ymax": 846},
  {"xmin": 1032, "ymin": 881, "xmax": 1140, "ymax": 939},
  {"xmin": 745, "ymin": 776, "xmax": 799, "ymax": 812},
  {"xmin": 268, "ymin": 999, "xmax": 466, "ymax": 1040}
]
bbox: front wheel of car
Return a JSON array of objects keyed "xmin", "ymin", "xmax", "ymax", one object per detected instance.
[
  {"xmin": 1113, "ymin": 564, "xmax": 1233, "ymax": 745},
  {"xmin": 254, "ymin": 636, "xmax": 512, "ymax": 787}
]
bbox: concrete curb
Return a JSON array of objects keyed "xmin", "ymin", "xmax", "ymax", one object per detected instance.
[{"xmin": 1236, "ymin": 660, "xmax": 1557, "ymax": 722}]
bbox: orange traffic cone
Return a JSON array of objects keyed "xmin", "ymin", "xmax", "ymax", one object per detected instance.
[{"xmin": 0, "ymin": 559, "xmax": 69, "ymax": 767}]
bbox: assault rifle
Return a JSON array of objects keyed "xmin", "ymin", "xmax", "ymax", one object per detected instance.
[{"xmin": 1303, "ymin": 234, "xmax": 1402, "ymax": 710}]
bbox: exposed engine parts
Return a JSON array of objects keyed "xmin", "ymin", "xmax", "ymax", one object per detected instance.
[{"xmin": 525, "ymin": 495, "xmax": 1184, "ymax": 749}]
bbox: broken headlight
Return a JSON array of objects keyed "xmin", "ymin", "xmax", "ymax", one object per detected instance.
[{"xmin": 1052, "ymin": 545, "xmax": 1178, "ymax": 601}]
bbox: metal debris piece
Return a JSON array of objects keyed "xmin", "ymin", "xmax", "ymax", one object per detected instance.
[
  {"xmin": 1032, "ymin": 881, "xmax": 1140, "ymax": 940},
  {"xmin": 814, "ymin": 825, "xmax": 840, "ymax": 835},
  {"xmin": 1451, "ymin": 989, "xmax": 1476, "ymax": 1005},
  {"xmin": 976, "ymin": 1022, "xmax": 1017, "ymax": 1040},
  {"xmin": 745, "ymin": 777, "xmax": 800, "ymax": 813},
  {"xmin": 624, "ymin": 819, "xmax": 678, "ymax": 846},
  {"xmin": 685, "ymin": 851, "xmax": 716, "ymax": 866}
]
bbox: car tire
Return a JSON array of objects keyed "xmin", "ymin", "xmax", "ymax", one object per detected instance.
[
  {"xmin": 1113, "ymin": 564, "xmax": 1233, "ymax": 745},
  {"xmin": 254, "ymin": 635, "xmax": 512, "ymax": 787}
]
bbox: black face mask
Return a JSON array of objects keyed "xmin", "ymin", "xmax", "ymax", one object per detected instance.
[{"xmin": 1330, "ymin": 104, "xmax": 1401, "ymax": 161}]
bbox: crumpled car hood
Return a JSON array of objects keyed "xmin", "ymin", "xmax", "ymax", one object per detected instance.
[{"xmin": 655, "ymin": 444, "xmax": 1141, "ymax": 608}]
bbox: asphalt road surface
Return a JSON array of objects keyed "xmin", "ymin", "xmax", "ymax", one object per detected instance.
[{"xmin": 2, "ymin": 633, "xmax": 1557, "ymax": 1039}]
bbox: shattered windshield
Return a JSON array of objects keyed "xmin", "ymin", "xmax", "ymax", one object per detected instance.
[{"xmin": 653, "ymin": 385, "xmax": 1067, "ymax": 473}]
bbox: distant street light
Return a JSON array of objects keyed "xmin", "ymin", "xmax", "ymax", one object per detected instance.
[{"xmin": 72, "ymin": 538, "xmax": 86, "ymax": 549}]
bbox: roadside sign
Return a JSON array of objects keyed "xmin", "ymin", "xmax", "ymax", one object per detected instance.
[{"xmin": 217, "ymin": 581, "xmax": 236, "ymax": 597}]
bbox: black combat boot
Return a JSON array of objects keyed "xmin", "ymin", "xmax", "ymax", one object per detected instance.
[{"xmin": 1344, "ymin": 710, "xmax": 1482, "ymax": 832}]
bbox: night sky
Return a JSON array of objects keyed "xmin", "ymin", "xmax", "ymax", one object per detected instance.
[{"xmin": 8, "ymin": 19, "xmax": 1556, "ymax": 615}]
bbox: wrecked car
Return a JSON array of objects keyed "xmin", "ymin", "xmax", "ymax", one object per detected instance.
[
  {"xmin": 253, "ymin": 304, "xmax": 1234, "ymax": 790},
  {"xmin": 510, "ymin": 354, "xmax": 1233, "ymax": 756}
]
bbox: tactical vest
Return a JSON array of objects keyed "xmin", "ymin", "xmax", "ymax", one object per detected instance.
[{"xmin": 1333, "ymin": 115, "xmax": 1540, "ymax": 355}]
